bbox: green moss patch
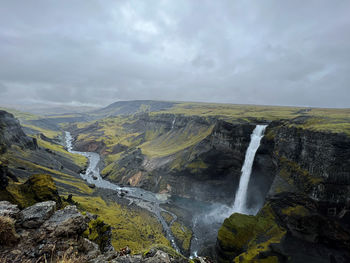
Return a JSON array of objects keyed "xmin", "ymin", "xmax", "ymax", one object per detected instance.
[
  {"xmin": 73, "ymin": 195, "xmax": 170, "ymax": 254},
  {"xmin": 0, "ymin": 174, "xmax": 62, "ymax": 209},
  {"xmin": 217, "ymin": 207, "xmax": 286, "ymax": 263}
]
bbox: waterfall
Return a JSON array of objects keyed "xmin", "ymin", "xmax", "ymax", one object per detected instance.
[
  {"xmin": 233, "ymin": 125, "xmax": 267, "ymax": 214},
  {"xmin": 171, "ymin": 116, "xmax": 176, "ymax": 129}
]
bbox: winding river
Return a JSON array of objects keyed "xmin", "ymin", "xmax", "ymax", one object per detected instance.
[{"xmin": 64, "ymin": 131, "xmax": 180, "ymax": 252}]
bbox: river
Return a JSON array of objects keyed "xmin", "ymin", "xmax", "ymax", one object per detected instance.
[{"xmin": 64, "ymin": 131, "xmax": 180, "ymax": 252}]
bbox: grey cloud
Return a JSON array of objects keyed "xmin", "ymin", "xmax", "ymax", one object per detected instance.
[{"xmin": 0, "ymin": 0, "xmax": 349, "ymax": 107}]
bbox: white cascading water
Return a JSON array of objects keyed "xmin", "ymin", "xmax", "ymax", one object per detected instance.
[{"xmin": 232, "ymin": 124, "xmax": 267, "ymax": 214}]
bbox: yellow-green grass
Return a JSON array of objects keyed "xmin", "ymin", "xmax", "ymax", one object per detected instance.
[
  {"xmin": 36, "ymin": 135, "xmax": 88, "ymax": 168},
  {"xmin": 160, "ymin": 102, "xmax": 350, "ymax": 135},
  {"xmin": 140, "ymin": 125, "xmax": 214, "ymax": 158},
  {"xmin": 73, "ymin": 195, "xmax": 170, "ymax": 253},
  {"xmin": 22, "ymin": 124, "xmax": 60, "ymax": 139},
  {"xmin": 170, "ymin": 221, "xmax": 192, "ymax": 252},
  {"xmin": 0, "ymin": 107, "xmax": 41, "ymax": 121}
]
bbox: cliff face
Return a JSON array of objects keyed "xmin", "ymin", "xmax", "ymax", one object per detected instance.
[
  {"xmin": 0, "ymin": 110, "xmax": 38, "ymax": 190},
  {"xmin": 217, "ymin": 123, "xmax": 350, "ymax": 262},
  {"xmin": 0, "ymin": 110, "xmax": 37, "ymax": 153},
  {"xmin": 264, "ymin": 123, "xmax": 350, "ymax": 207},
  {"xmin": 74, "ymin": 114, "xmax": 257, "ymax": 203}
]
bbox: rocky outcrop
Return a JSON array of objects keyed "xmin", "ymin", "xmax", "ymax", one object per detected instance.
[
  {"xmin": 0, "ymin": 201, "xmax": 194, "ymax": 263},
  {"xmin": 18, "ymin": 201, "xmax": 56, "ymax": 228},
  {"xmin": 216, "ymin": 192, "xmax": 350, "ymax": 263},
  {"xmin": 0, "ymin": 201, "xmax": 103, "ymax": 262}
]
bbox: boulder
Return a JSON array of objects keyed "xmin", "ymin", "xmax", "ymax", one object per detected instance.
[
  {"xmin": 0, "ymin": 201, "xmax": 20, "ymax": 218},
  {"xmin": 144, "ymin": 250, "xmax": 171, "ymax": 263},
  {"xmin": 42, "ymin": 205, "xmax": 87, "ymax": 237},
  {"xmin": 18, "ymin": 201, "xmax": 56, "ymax": 228}
]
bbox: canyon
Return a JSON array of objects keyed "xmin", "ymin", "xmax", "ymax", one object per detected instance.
[{"xmin": 0, "ymin": 101, "xmax": 350, "ymax": 262}]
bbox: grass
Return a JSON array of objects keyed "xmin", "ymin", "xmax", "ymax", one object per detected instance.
[
  {"xmin": 140, "ymin": 124, "xmax": 214, "ymax": 158},
  {"xmin": 72, "ymin": 195, "xmax": 170, "ymax": 254},
  {"xmin": 170, "ymin": 221, "xmax": 192, "ymax": 252},
  {"xmin": 22, "ymin": 124, "xmax": 61, "ymax": 139},
  {"xmin": 159, "ymin": 102, "xmax": 350, "ymax": 135},
  {"xmin": 0, "ymin": 107, "xmax": 41, "ymax": 121},
  {"xmin": 1, "ymin": 151, "xmax": 93, "ymax": 196}
]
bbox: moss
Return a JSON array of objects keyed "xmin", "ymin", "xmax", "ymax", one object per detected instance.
[
  {"xmin": 161, "ymin": 211, "xmax": 174, "ymax": 225},
  {"xmin": 282, "ymin": 205, "xmax": 310, "ymax": 217},
  {"xmin": 217, "ymin": 207, "xmax": 286, "ymax": 263},
  {"xmin": 73, "ymin": 195, "xmax": 170, "ymax": 254},
  {"xmin": 187, "ymin": 160, "xmax": 208, "ymax": 173},
  {"xmin": 83, "ymin": 217, "xmax": 111, "ymax": 251},
  {"xmin": 278, "ymin": 156, "xmax": 323, "ymax": 193},
  {"xmin": 170, "ymin": 221, "xmax": 192, "ymax": 252},
  {"xmin": 1, "ymin": 174, "xmax": 62, "ymax": 209}
]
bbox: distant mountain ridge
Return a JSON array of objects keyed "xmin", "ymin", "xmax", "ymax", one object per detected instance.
[{"xmin": 91, "ymin": 100, "xmax": 177, "ymax": 117}]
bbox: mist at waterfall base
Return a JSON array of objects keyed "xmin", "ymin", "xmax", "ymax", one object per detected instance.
[{"xmin": 189, "ymin": 125, "xmax": 268, "ymax": 257}]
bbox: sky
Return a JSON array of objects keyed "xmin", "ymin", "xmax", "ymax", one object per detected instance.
[{"xmin": 0, "ymin": 0, "xmax": 350, "ymax": 108}]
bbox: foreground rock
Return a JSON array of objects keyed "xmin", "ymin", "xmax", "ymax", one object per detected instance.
[
  {"xmin": 0, "ymin": 201, "xmax": 194, "ymax": 263},
  {"xmin": 18, "ymin": 201, "xmax": 56, "ymax": 228}
]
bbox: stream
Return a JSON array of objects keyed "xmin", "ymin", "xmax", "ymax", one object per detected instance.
[{"xmin": 64, "ymin": 131, "xmax": 180, "ymax": 252}]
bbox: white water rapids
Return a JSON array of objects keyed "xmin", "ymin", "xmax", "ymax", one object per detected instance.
[
  {"xmin": 232, "ymin": 124, "xmax": 267, "ymax": 214},
  {"xmin": 64, "ymin": 131, "xmax": 180, "ymax": 252}
]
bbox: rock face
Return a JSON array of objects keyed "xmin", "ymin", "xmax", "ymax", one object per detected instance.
[
  {"xmin": 0, "ymin": 110, "xmax": 37, "ymax": 153},
  {"xmin": 0, "ymin": 202, "xmax": 102, "ymax": 262},
  {"xmin": 216, "ymin": 192, "xmax": 350, "ymax": 263},
  {"xmin": 270, "ymin": 125, "xmax": 350, "ymax": 203}
]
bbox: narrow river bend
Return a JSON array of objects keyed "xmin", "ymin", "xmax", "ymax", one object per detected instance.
[{"xmin": 64, "ymin": 131, "xmax": 180, "ymax": 252}]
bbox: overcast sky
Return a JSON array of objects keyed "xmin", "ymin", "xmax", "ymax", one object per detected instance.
[{"xmin": 0, "ymin": 0, "xmax": 349, "ymax": 108}]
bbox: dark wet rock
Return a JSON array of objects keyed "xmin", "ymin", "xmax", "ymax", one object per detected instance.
[
  {"xmin": 0, "ymin": 201, "xmax": 20, "ymax": 218},
  {"xmin": 92, "ymin": 175, "xmax": 98, "ymax": 180},
  {"xmin": 88, "ymin": 183, "xmax": 96, "ymax": 188},
  {"xmin": 267, "ymin": 123, "xmax": 350, "ymax": 204},
  {"xmin": 18, "ymin": 201, "xmax": 56, "ymax": 228}
]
